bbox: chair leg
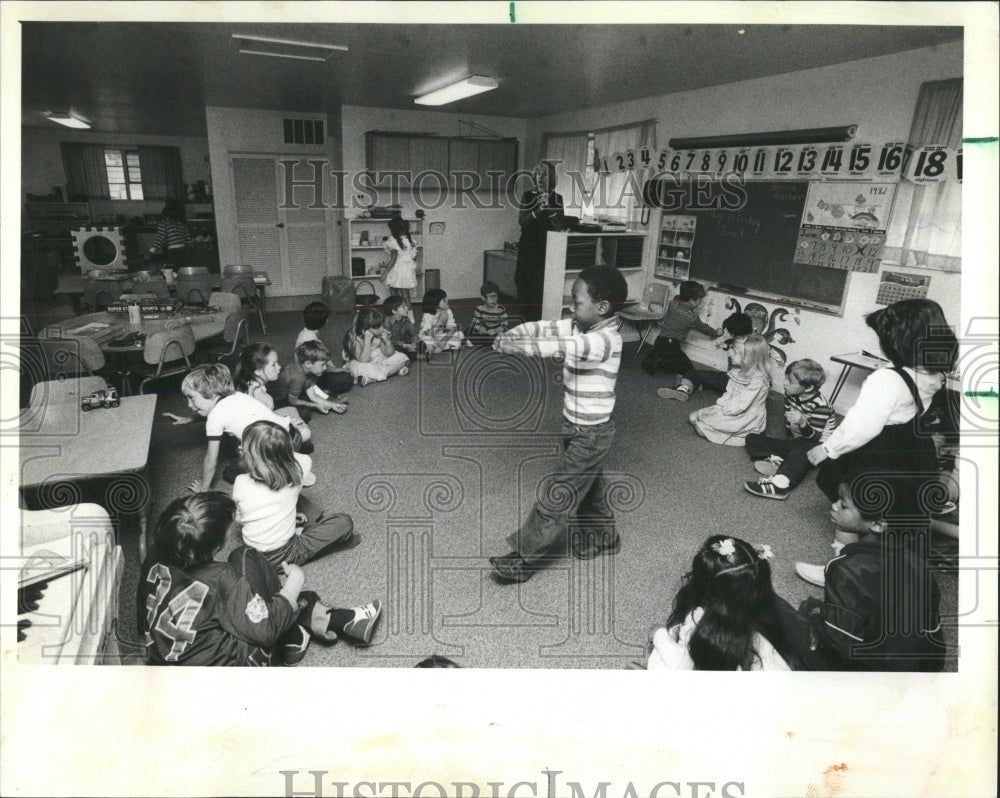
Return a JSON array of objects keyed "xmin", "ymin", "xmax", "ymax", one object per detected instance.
[{"xmin": 635, "ymin": 324, "xmax": 652, "ymax": 355}]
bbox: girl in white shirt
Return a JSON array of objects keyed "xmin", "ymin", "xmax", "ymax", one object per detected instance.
[
  {"xmin": 647, "ymin": 535, "xmax": 792, "ymax": 671},
  {"xmin": 798, "ymin": 300, "xmax": 957, "ymax": 585},
  {"xmin": 235, "ymin": 343, "xmax": 312, "ymax": 446},
  {"xmin": 234, "ymin": 421, "xmax": 355, "ymax": 569}
]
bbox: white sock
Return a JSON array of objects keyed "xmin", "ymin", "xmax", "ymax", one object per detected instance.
[
  {"xmin": 831, "ymin": 540, "xmax": 845, "ymax": 556},
  {"xmin": 771, "ymin": 475, "xmax": 790, "ymax": 489}
]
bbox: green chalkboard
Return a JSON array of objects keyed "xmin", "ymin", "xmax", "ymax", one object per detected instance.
[{"xmin": 661, "ymin": 181, "xmax": 848, "ymax": 310}]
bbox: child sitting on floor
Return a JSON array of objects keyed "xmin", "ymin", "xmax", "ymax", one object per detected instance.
[
  {"xmin": 293, "ymin": 300, "xmax": 355, "ymax": 393},
  {"xmin": 138, "ymin": 491, "xmax": 311, "ymax": 665},
  {"xmin": 784, "ymin": 470, "xmax": 947, "ymax": 672},
  {"xmin": 383, "ymin": 295, "xmax": 420, "ymax": 361},
  {"xmin": 343, "ymin": 307, "xmax": 411, "ymax": 385},
  {"xmin": 234, "ymin": 420, "xmax": 365, "ymax": 568},
  {"xmin": 689, "ymin": 334, "xmax": 771, "ymax": 446},
  {"xmin": 234, "ymin": 342, "xmax": 313, "ymax": 450},
  {"xmin": 163, "ymin": 363, "xmax": 295, "ymax": 491},
  {"xmin": 274, "ymin": 341, "xmax": 349, "ymax": 421},
  {"xmin": 743, "ymin": 358, "xmax": 838, "ymax": 501},
  {"xmin": 419, "ymin": 288, "xmax": 466, "ymax": 357},
  {"xmin": 647, "ymin": 535, "xmax": 792, "ymax": 671},
  {"xmin": 643, "ymin": 280, "xmax": 724, "ymax": 399},
  {"xmin": 466, "ymin": 280, "xmax": 509, "ymax": 346}
]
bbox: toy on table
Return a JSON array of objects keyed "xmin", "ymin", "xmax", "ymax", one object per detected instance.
[{"xmin": 81, "ymin": 388, "xmax": 121, "ymax": 411}]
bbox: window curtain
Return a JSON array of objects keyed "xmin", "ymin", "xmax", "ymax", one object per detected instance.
[
  {"xmin": 888, "ymin": 78, "xmax": 962, "ymax": 271},
  {"xmin": 138, "ymin": 146, "xmax": 185, "ymax": 200},
  {"xmin": 542, "ymin": 132, "xmax": 590, "ymax": 217},
  {"xmin": 593, "ymin": 120, "xmax": 657, "ymax": 222},
  {"xmin": 60, "ymin": 142, "xmax": 110, "ymax": 200}
]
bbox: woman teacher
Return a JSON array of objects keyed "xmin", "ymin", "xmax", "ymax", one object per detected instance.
[{"xmin": 515, "ymin": 161, "xmax": 565, "ymax": 322}]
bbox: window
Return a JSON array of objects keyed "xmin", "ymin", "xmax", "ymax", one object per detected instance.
[
  {"xmin": 104, "ymin": 148, "xmax": 144, "ymax": 200},
  {"xmin": 283, "ymin": 118, "xmax": 324, "ymax": 145}
]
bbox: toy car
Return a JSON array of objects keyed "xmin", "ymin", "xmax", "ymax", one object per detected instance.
[{"xmin": 82, "ymin": 388, "xmax": 121, "ymax": 411}]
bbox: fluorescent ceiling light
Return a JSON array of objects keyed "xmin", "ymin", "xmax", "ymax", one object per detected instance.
[
  {"xmin": 43, "ymin": 111, "xmax": 91, "ymax": 129},
  {"xmin": 414, "ymin": 76, "xmax": 498, "ymax": 106},
  {"xmin": 233, "ymin": 32, "xmax": 348, "ymax": 62}
]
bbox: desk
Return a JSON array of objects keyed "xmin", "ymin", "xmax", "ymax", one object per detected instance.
[
  {"xmin": 41, "ymin": 310, "xmax": 227, "ymax": 351},
  {"xmin": 829, "ymin": 352, "xmax": 961, "ymax": 406},
  {"xmin": 19, "ymin": 394, "xmax": 157, "ymax": 558}
]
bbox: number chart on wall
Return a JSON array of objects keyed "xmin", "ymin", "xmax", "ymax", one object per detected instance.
[{"xmin": 793, "ymin": 182, "xmax": 896, "ymax": 272}]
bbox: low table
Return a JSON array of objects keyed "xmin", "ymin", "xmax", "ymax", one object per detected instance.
[
  {"xmin": 54, "ymin": 271, "xmax": 271, "ymax": 311},
  {"xmin": 19, "ymin": 393, "xmax": 158, "ymax": 559},
  {"xmin": 40, "ymin": 310, "xmax": 227, "ymax": 352}
]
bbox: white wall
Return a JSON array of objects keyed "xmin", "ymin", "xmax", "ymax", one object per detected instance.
[
  {"xmin": 524, "ymin": 42, "xmax": 964, "ymax": 411},
  {"xmin": 206, "ymin": 106, "xmax": 341, "ymax": 294},
  {"xmin": 341, "ymin": 106, "xmax": 527, "ymax": 300}
]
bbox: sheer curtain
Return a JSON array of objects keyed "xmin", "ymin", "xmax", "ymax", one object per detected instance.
[
  {"xmin": 891, "ymin": 78, "xmax": 962, "ymax": 271},
  {"xmin": 593, "ymin": 120, "xmax": 657, "ymax": 222},
  {"xmin": 542, "ymin": 132, "xmax": 590, "ymax": 216},
  {"xmin": 60, "ymin": 143, "xmax": 110, "ymax": 199},
  {"xmin": 139, "ymin": 146, "xmax": 186, "ymax": 199}
]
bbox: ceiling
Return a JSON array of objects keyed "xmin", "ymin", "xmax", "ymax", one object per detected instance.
[{"xmin": 21, "ymin": 22, "xmax": 963, "ymax": 137}]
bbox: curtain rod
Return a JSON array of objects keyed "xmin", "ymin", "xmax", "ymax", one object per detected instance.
[{"xmin": 669, "ymin": 125, "xmax": 857, "ymax": 149}]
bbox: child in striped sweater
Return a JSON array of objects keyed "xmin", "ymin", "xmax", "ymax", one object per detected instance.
[
  {"xmin": 489, "ymin": 266, "xmax": 628, "ymax": 583},
  {"xmin": 743, "ymin": 358, "xmax": 838, "ymax": 500},
  {"xmin": 466, "ymin": 280, "xmax": 509, "ymax": 346}
]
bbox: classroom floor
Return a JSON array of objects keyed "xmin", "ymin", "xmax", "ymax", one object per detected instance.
[{"xmin": 112, "ymin": 297, "xmax": 960, "ymax": 669}]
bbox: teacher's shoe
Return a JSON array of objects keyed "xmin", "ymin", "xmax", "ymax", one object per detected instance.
[
  {"xmin": 489, "ymin": 552, "xmax": 534, "ymax": 583},
  {"xmin": 572, "ymin": 533, "xmax": 621, "ymax": 560}
]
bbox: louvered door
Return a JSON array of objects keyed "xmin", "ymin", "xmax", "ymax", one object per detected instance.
[{"xmin": 230, "ymin": 155, "xmax": 336, "ymax": 296}]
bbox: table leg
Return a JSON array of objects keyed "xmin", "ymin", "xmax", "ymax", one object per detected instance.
[{"xmin": 828, "ymin": 364, "xmax": 852, "ymax": 407}]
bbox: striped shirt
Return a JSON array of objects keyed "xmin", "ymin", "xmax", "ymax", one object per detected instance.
[
  {"xmin": 657, "ymin": 299, "xmax": 716, "ymax": 341},
  {"xmin": 785, "ymin": 390, "xmax": 838, "ymax": 442},
  {"xmin": 153, "ymin": 219, "xmax": 193, "ymax": 251},
  {"xmin": 495, "ymin": 315, "xmax": 621, "ymax": 425},
  {"xmin": 469, "ymin": 304, "xmax": 509, "ymax": 337}
]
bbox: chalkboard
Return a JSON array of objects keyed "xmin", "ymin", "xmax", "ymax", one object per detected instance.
[{"xmin": 654, "ymin": 180, "xmax": 848, "ymax": 310}]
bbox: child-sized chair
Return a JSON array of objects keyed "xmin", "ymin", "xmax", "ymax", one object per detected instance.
[
  {"xmin": 176, "ymin": 267, "xmax": 213, "ymax": 306},
  {"xmin": 617, "ymin": 281, "xmax": 670, "ymax": 354},
  {"xmin": 130, "ymin": 325, "xmax": 196, "ymax": 395},
  {"xmin": 220, "ymin": 270, "xmax": 266, "ymax": 334}
]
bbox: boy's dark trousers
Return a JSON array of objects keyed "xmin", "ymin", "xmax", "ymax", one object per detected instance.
[
  {"xmin": 642, "ymin": 337, "xmax": 691, "ymax": 376},
  {"xmin": 507, "ymin": 419, "xmax": 616, "ymax": 561},
  {"xmin": 745, "ymin": 433, "xmax": 813, "ymax": 487},
  {"xmin": 317, "ymin": 371, "xmax": 354, "ymax": 396}
]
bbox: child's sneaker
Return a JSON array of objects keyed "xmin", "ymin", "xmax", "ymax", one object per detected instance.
[
  {"xmin": 277, "ymin": 624, "xmax": 311, "ymax": 666},
  {"xmin": 753, "ymin": 455, "xmax": 784, "ymax": 477},
  {"xmin": 342, "ymin": 600, "xmax": 382, "ymax": 644},
  {"xmin": 744, "ymin": 477, "xmax": 790, "ymax": 500},
  {"xmin": 656, "ymin": 384, "xmax": 692, "ymax": 401},
  {"xmin": 399, "ymin": 366, "xmax": 409, "ymax": 377},
  {"xmin": 795, "ymin": 562, "xmax": 826, "ymax": 587}
]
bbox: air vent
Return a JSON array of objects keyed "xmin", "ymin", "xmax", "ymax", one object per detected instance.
[
  {"xmin": 283, "ymin": 118, "xmax": 325, "ymax": 145},
  {"xmin": 614, "ymin": 236, "xmax": 645, "ymax": 270}
]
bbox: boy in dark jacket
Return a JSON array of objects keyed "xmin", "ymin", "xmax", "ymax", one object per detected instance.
[{"xmin": 782, "ymin": 470, "xmax": 947, "ymax": 672}]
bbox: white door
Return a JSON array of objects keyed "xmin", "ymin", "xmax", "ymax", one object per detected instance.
[{"xmin": 230, "ymin": 155, "xmax": 338, "ymax": 296}]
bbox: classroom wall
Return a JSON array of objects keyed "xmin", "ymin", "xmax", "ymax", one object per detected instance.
[
  {"xmin": 205, "ymin": 106, "xmax": 341, "ymax": 293},
  {"xmin": 19, "ymin": 127, "xmax": 210, "ymax": 225},
  {"xmin": 524, "ymin": 42, "xmax": 964, "ymax": 410},
  {"xmin": 340, "ymin": 105, "xmax": 527, "ymax": 300}
]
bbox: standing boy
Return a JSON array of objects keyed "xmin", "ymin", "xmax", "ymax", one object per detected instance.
[
  {"xmin": 489, "ymin": 266, "xmax": 628, "ymax": 583},
  {"xmin": 646, "ymin": 280, "xmax": 724, "ymax": 400},
  {"xmin": 743, "ymin": 358, "xmax": 838, "ymax": 500}
]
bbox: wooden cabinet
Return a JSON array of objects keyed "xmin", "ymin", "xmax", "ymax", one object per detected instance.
[
  {"xmin": 346, "ymin": 217, "xmax": 424, "ymax": 298},
  {"xmin": 365, "ymin": 131, "xmax": 518, "ymax": 189},
  {"xmin": 541, "ymin": 232, "xmax": 649, "ymax": 319}
]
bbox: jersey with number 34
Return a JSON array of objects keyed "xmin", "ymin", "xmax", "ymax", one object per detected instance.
[{"xmin": 138, "ymin": 559, "xmax": 295, "ymax": 666}]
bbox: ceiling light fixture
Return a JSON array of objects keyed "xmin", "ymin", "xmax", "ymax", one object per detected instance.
[
  {"xmin": 414, "ymin": 76, "xmax": 499, "ymax": 106},
  {"xmin": 43, "ymin": 110, "xmax": 91, "ymax": 129},
  {"xmin": 232, "ymin": 33, "xmax": 348, "ymax": 62}
]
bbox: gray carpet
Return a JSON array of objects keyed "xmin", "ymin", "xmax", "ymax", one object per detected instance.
[{"xmin": 117, "ymin": 298, "xmax": 959, "ymax": 669}]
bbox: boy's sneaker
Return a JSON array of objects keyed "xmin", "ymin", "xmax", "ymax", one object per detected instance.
[
  {"xmin": 342, "ymin": 600, "xmax": 382, "ymax": 644},
  {"xmin": 744, "ymin": 477, "xmax": 790, "ymax": 500},
  {"xmin": 656, "ymin": 384, "xmax": 692, "ymax": 401},
  {"xmin": 489, "ymin": 552, "xmax": 534, "ymax": 583},
  {"xmin": 277, "ymin": 624, "xmax": 311, "ymax": 666},
  {"xmin": 753, "ymin": 455, "xmax": 784, "ymax": 477},
  {"xmin": 795, "ymin": 562, "xmax": 826, "ymax": 587}
]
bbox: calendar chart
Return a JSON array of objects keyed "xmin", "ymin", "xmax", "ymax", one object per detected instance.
[{"xmin": 794, "ymin": 182, "xmax": 896, "ymax": 272}]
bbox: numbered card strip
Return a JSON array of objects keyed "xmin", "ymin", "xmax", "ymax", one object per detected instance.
[{"xmin": 611, "ymin": 142, "xmax": 959, "ymax": 183}]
